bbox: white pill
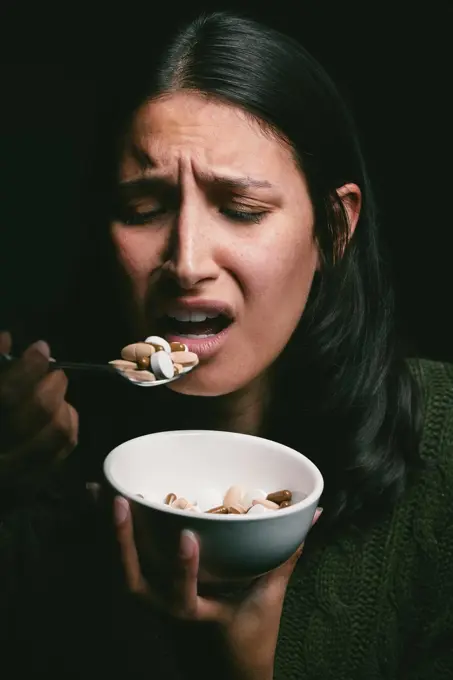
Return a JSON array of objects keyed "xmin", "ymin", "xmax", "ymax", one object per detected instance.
[
  {"xmin": 247, "ymin": 503, "xmax": 268, "ymax": 515},
  {"xmin": 151, "ymin": 351, "xmax": 175, "ymax": 380},
  {"xmin": 144, "ymin": 335, "xmax": 171, "ymax": 353},
  {"xmin": 242, "ymin": 488, "xmax": 267, "ymax": 508},
  {"xmin": 195, "ymin": 488, "xmax": 224, "ymax": 513}
]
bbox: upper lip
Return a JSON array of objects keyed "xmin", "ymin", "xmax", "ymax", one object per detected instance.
[{"xmin": 162, "ymin": 299, "xmax": 235, "ymax": 321}]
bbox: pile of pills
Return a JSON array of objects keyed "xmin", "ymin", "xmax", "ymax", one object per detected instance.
[
  {"xmin": 109, "ymin": 335, "xmax": 199, "ymax": 382},
  {"xmin": 148, "ymin": 485, "xmax": 295, "ymax": 515}
]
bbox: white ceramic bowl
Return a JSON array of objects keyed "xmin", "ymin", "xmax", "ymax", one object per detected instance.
[{"xmin": 104, "ymin": 430, "xmax": 324, "ymax": 581}]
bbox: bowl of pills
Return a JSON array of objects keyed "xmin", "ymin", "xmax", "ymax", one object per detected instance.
[{"xmin": 104, "ymin": 430, "xmax": 324, "ymax": 581}]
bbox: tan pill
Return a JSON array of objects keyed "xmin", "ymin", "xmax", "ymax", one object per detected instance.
[
  {"xmin": 137, "ymin": 355, "xmax": 151, "ymax": 370},
  {"xmin": 279, "ymin": 500, "xmax": 292, "ymax": 509},
  {"xmin": 227, "ymin": 504, "xmax": 246, "ymax": 514},
  {"xmin": 173, "ymin": 363, "xmax": 184, "ymax": 375},
  {"xmin": 206, "ymin": 505, "xmax": 229, "ymax": 514},
  {"xmin": 126, "ymin": 370, "xmax": 156, "ymax": 382},
  {"xmin": 223, "ymin": 485, "xmax": 244, "ymax": 507},
  {"xmin": 164, "ymin": 493, "xmax": 177, "ymax": 505},
  {"xmin": 266, "ymin": 489, "xmax": 292, "ymax": 504},
  {"xmin": 171, "ymin": 497, "xmax": 190, "ymax": 510},
  {"xmin": 109, "ymin": 359, "xmax": 138, "ymax": 370},
  {"xmin": 121, "ymin": 343, "xmax": 155, "ymax": 362},
  {"xmin": 170, "ymin": 351, "xmax": 199, "ymax": 366},
  {"xmin": 252, "ymin": 498, "xmax": 279, "ymax": 510}
]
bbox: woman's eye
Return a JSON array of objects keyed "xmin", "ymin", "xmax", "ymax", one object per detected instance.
[
  {"xmin": 117, "ymin": 205, "xmax": 166, "ymax": 226},
  {"xmin": 221, "ymin": 207, "xmax": 267, "ymax": 224}
]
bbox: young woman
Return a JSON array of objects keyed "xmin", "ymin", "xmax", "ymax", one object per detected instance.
[{"xmin": 1, "ymin": 11, "xmax": 452, "ymax": 680}]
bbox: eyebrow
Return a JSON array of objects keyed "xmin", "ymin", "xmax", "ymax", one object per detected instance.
[{"xmin": 122, "ymin": 145, "xmax": 275, "ymax": 191}]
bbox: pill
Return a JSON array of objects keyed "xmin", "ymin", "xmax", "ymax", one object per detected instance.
[
  {"xmin": 170, "ymin": 342, "xmax": 188, "ymax": 352},
  {"xmin": 171, "ymin": 497, "xmax": 190, "ymax": 510},
  {"xmin": 279, "ymin": 500, "xmax": 292, "ymax": 509},
  {"xmin": 173, "ymin": 363, "xmax": 184, "ymax": 375},
  {"xmin": 121, "ymin": 343, "xmax": 155, "ymax": 362},
  {"xmin": 195, "ymin": 488, "xmax": 224, "ymax": 512},
  {"xmin": 223, "ymin": 485, "xmax": 244, "ymax": 507},
  {"xmin": 227, "ymin": 504, "xmax": 247, "ymax": 514},
  {"xmin": 170, "ymin": 351, "xmax": 199, "ymax": 366},
  {"xmin": 164, "ymin": 493, "xmax": 177, "ymax": 505},
  {"xmin": 144, "ymin": 336, "xmax": 171, "ymax": 353},
  {"xmin": 247, "ymin": 503, "xmax": 268, "ymax": 515},
  {"xmin": 242, "ymin": 488, "xmax": 267, "ymax": 508},
  {"xmin": 126, "ymin": 370, "xmax": 156, "ymax": 382},
  {"xmin": 207, "ymin": 505, "xmax": 229, "ymax": 514},
  {"xmin": 137, "ymin": 356, "xmax": 151, "ymax": 370},
  {"xmin": 252, "ymin": 498, "xmax": 279, "ymax": 510},
  {"xmin": 109, "ymin": 359, "xmax": 138, "ymax": 369},
  {"xmin": 266, "ymin": 489, "xmax": 292, "ymax": 504},
  {"xmin": 151, "ymin": 351, "xmax": 175, "ymax": 380}
]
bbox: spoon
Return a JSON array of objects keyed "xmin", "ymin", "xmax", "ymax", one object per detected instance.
[{"xmin": 0, "ymin": 354, "xmax": 196, "ymax": 387}]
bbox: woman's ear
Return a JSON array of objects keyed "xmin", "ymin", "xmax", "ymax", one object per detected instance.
[{"xmin": 336, "ymin": 183, "xmax": 362, "ymax": 239}]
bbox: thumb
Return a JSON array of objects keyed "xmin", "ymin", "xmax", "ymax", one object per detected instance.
[{"xmin": 0, "ymin": 331, "xmax": 12, "ymax": 355}]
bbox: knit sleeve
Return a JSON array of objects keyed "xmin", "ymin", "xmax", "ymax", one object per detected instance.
[{"xmin": 404, "ymin": 360, "xmax": 453, "ymax": 679}]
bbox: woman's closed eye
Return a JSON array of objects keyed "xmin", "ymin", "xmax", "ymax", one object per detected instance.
[{"xmin": 117, "ymin": 203, "xmax": 268, "ymax": 226}]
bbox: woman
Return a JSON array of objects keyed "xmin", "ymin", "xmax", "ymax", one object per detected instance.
[{"xmin": 1, "ymin": 10, "xmax": 452, "ymax": 679}]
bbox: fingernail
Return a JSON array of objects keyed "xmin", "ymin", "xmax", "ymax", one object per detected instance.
[
  {"xmin": 179, "ymin": 529, "xmax": 196, "ymax": 560},
  {"xmin": 31, "ymin": 340, "xmax": 50, "ymax": 359},
  {"xmin": 114, "ymin": 496, "xmax": 129, "ymax": 526},
  {"xmin": 313, "ymin": 507, "xmax": 323, "ymax": 524}
]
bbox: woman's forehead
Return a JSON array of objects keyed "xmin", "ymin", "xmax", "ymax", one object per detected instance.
[{"xmin": 120, "ymin": 91, "xmax": 299, "ymax": 185}]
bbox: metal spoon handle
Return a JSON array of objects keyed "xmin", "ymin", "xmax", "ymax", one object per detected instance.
[{"xmin": 0, "ymin": 354, "xmax": 116, "ymax": 374}]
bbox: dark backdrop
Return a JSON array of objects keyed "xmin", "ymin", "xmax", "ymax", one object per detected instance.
[{"xmin": 1, "ymin": 0, "xmax": 452, "ymax": 361}]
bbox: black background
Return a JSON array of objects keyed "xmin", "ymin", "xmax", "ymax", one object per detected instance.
[{"xmin": 1, "ymin": 0, "xmax": 452, "ymax": 361}]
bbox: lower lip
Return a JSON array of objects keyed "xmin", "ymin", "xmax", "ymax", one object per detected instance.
[{"xmin": 164, "ymin": 325, "xmax": 233, "ymax": 360}]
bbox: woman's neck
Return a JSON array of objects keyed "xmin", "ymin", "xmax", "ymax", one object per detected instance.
[{"xmin": 159, "ymin": 374, "xmax": 270, "ymax": 436}]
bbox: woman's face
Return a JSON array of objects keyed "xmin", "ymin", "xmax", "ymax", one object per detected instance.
[{"xmin": 111, "ymin": 91, "xmax": 319, "ymax": 396}]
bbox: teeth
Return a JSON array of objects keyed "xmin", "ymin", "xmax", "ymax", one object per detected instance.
[
  {"xmin": 180, "ymin": 334, "xmax": 216, "ymax": 339},
  {"xmin": 168, "ymin": 310, "xmax": 220, "ymax": 322}
]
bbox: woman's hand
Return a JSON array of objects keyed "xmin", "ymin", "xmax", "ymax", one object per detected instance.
[
  {"xmin": 0, "ymin": 331, "xmax": 79, "ymax": 509},
  {"xmin": 114, "ymin": 495, "xmax": 322, "ymax": 680}
]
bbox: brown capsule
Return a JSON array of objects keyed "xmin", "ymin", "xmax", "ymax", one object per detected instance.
[
  {"xmin": 170, "ymin": 342, "xmax": 187, "ymax": 352},
  {"xmin": 164, "ymin": 492, "xmax": 177, "ymax": 505},
  {"xmin": 151, "ymin": 344, "xmax": 164, "ymax": 352},
  {"xmin": 137, "ymin": 355, "xmax": 151, "ymax": 370},
  {"xmin": 266, "ymin": 489, "xmax": 292, "ymax": 504},
  {"xmin": 279, "ymin": 500, "xmax": 292, "ymax": 509},
  {"xmin": 252, "ymin": 498, "xmax": 279, "ymax": 510},
  {"xmin": 227, "ymin": 504, "xmax": 246, "ymax": 514},
  {"xmin": 206, "ymin": 505, "xmax": 229, "ymax": 514}
]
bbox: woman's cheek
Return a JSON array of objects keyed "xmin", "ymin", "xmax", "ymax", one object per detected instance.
[{"xmin": 111, "ymin": 226, "xmax": 154, "ymax": 297}]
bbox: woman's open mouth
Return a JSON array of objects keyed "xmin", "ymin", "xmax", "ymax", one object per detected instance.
[{"xmin": 157, "ymin": 302, "xmax": 235, "ymax": 359}]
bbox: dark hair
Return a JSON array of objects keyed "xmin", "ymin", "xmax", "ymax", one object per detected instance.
[{"xmin": 59, "ymin": 11, "xmax": 424, "ymax": 525}]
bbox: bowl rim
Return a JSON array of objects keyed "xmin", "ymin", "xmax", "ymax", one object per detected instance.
[{"xmin": 103, "ymin": 429, "xmax": 324, "ymax": 521}]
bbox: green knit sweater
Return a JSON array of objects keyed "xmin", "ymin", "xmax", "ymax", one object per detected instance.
[
  {"xmin": 1, "ymin": 358, "xmax": 453, "ymax": 679},
  {"xmin": 275, "ymin": 358, "xmax": 453, "ymax": 679}
]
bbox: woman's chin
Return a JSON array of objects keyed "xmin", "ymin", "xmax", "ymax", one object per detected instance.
[{"xmin": 166, "ymin": 372, "xmax": 243, "ymax": 398}]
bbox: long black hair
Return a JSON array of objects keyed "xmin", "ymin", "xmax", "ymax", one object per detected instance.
[{"xmin": 32, "ymin": 11, "xmax": 424, "ymax": 526}]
